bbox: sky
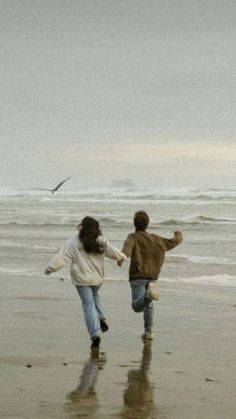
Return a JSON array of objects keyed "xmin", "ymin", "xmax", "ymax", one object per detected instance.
[{"xmin": 1, "ymin": 0, "xmax": 236, "ymax": 190}]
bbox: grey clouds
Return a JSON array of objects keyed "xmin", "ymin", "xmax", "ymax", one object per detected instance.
[{"xmin": 1, "ymin": 0, "xmax": 236, "ymax": 189}]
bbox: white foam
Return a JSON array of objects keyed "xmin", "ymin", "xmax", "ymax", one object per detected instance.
[
  {"xmin": 1, "ymin": 187, "xmax": 236, "ymax": 201},
  {"xmin": 0, "ymin": 266, "xmax": 42, "ymax": 277},
  {"xmin": 163, "ymin": 274, "xmax": 236, "ymax": 287},
  {"xmin": 0, "ymin": 266, "xmax": 26, "ymax": 275},
  {"xmin": 168, "ymin": 254, "xmax": 236, "ymax": 265}
]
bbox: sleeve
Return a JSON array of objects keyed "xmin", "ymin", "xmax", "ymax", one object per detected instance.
[
  {"xmin": 103, "ymin": 238, "xmax": 128, "ymax": 261},
  {"xmin": 47, "ymin": 239, "xmax": 74, "ymax": 272},
  {"xmin": 161, "ymin": 232, "xmax": 183, "ymax": 252},
  {"xmin": 121, "ymin": 233, "xmax": 135, "ymax": 258}
]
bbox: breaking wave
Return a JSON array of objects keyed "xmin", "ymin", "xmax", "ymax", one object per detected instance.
[
  {"xmin": 0, "ymin": 213, "xmax": 235, "ymax": 228},
  {"xmin": 1, "ymin": 187, "xmax": 236, "ymax": 202},
  {"xmin": 163, "ymin": 274, "xmax": 236, "ymax": 287}
]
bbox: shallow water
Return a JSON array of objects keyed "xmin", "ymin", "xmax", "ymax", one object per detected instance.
[
  {"xmin": 0, "ymin": 187, "xmax": 235, "ymax": 287},
  {"xmin": 1, "ymin": 187, "xmax": 236, "ymax": 419}
]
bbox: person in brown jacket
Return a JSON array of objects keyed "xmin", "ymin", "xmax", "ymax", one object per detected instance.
[{"xmin": 118, "ymin": 211, "xmax": 183, "ymax": 341}]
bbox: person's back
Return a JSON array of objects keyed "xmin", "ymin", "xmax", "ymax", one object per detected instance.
[
  {"xmin": 122, "ymin": 229, "xmax": 181, "ymax": 280},
  {"xmin": 119, "ymin": 210, "xmax": 183, "ymax": 341},
  {"xmin": 45, "ymin": 216, "xmax": 126, "ymax": 349}
]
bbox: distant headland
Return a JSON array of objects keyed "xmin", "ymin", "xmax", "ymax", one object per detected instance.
[{"xmin": 110, "ymin": 179, "xmax": 136, "ymax": 189}]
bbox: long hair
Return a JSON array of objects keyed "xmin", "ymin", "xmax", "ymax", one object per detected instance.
[{"xmin": 78, "ymin": 216, "xmax": 104, "ymax": 254}]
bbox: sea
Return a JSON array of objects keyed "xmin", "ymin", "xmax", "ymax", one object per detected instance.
[{"xmin": 0, "ymin": 186, "xmax": 235, "ymax": 288}]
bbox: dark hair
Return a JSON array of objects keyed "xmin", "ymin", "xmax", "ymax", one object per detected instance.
[
  {"xmin": 79, "ymin": 217, "xmax": 104, "ymax": 254},
  {"xmin": 133, "ymin": 211, "xmax": 149, "ymax": 231}
]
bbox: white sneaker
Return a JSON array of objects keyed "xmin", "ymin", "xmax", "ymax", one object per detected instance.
[
  {"xmin": 147, "ymin": 282, "xmax": 159, "ymax": 301},
  {"xmin": 142, "ymin": 331, "xmax": 154, "ymax": 340}
]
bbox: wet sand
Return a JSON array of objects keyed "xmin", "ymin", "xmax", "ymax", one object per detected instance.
[{"xmin": 0, "ymin": 276, "xmax": 235, "ymax": 418}]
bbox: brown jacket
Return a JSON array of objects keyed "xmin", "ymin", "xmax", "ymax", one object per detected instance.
[{"xmin": 122, "ymin": 230, "xmax": 182, "ymax": 280}]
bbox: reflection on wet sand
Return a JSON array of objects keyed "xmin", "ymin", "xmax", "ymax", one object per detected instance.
[
  {"xmin": 120, "ymin": 342, "xmax": 161, "ymax": 418},
  {"xmin": 64, "ymin": 350, "xmax": 106, "ymax": 418}
]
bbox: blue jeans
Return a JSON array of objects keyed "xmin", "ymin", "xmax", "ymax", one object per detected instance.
[
  {"xmin": 76, "ymin": 285, "xmax": 105, "ymax": 340},
  {"xmin": 130, "ymin": 279, "xmax": 155, "ymax": 332}
]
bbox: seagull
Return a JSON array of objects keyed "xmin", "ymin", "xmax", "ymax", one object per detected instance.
[{"xmin": 37, "ymin": 176, "xmax": 71, "ymax": 194}]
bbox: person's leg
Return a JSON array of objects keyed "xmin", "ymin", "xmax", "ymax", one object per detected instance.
[
  {"xmin": 92, "ymin": 285, "xmax": 104, "ymax": 319},
  {"xmin": 76, "ymin": 286, "xmax": 100, "ymax": 340},
  {"xmin": 92, "ymin": 285, "xmax": 109, "ymax": 332},
  {"xmin": 143, "ymin": 280, "xmax": 155, "ymax": 338},
  {"xmin": 143, "ymin": 300, "xmax": 154, "ymax": 332},
  {"xmin": 130, "ymin": 279, "xmax": 155, "ymax": 337},
  {"xmin": 130, "ymin": 279, "xmax": 150, "ymax": 312}
]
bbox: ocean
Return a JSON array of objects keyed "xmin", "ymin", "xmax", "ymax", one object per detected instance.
[{"xmin": 0, "ymin": 187, "xmax": 235, "ymax": 287}]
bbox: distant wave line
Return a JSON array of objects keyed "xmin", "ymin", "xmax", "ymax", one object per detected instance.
[
  {"xmin": 159, "ymin": 215, "xmax": 236, "ymax": 226},
  {"xmin": 162, "ymin": 274, "xmax": 236, "ymax": 287},
  {"xmin": 1, "ymin": 186, "xmax": 236, "ymax": 201},
  {"xmin": 166, "ymin": 254, "xmax": 236, "ymax": 266},
  {"xmin": 0, "ymin": 267, "xmax": 235, "ymax": 287},
  {"xmin": 0, "ymin": 214, "xmax": 236, "ymax": 228}
]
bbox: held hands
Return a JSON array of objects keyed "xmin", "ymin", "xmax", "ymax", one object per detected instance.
[
  {"xmin": 44, "ymin": 266, "xmax": 55, "ymax": 275},
  {"xmin": 117, "ymin": 258, "xmax": 124, "ymax": 267}
]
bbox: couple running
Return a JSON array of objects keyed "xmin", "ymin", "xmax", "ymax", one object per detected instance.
[{"xmin": 45, "ymin": 211, "xmax": 183, "ymax": 349}]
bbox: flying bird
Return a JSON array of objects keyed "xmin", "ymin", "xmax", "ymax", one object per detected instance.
[{"xmin": 37, "ymin": 176, "xmax": 71, "ymax": 194}]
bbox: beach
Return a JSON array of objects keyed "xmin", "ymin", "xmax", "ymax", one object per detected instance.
[
  {"xmin": 0, "ymin": 187, "xmax": 235, "ymax": 418},
  {"xmin": 0, "ymin": 277, "xmax": 235, "ymax": 419},
  {"xmin": 1, "ymin": 0, "xmax": 236, "ymax": 415}
]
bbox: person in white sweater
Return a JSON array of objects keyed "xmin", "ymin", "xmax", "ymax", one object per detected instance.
[{"xmin": 45, "ymin": 216, "xmax": 126, "ymax": 349}]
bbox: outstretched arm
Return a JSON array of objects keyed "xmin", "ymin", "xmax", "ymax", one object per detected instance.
[
  {"xmin": 162, "ymin": 230, "xmax": 183, "ymax": 251},
  {"xmin": 174, "ymin": 230, "xmax": 183, "ymax": 243},
  {"xmin": 44, "ymin": 239, "xmax": 73, "ymax": 274}
]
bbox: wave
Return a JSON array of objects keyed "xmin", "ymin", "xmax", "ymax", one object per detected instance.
[
  {"xmin": 0, "ymin": 266, "xmax": 24, "ymax": 274},
  {"xmin": 0, "ymin": 265, "xmax": 235, "ymax": 287},
  {"xmin": 0, "ymin": 221, "xmax": 76, "ymax": 228},
  {"xmin": 0, "ymin": 266, "xmax": 41, "ymax": 276},
  {"xmin": 0, "ymin": 213, "xmax": 235, "ymax": 228},
  {"xmin": 0, "ymin": 265, "xmax": 58, "ymax": 277},
  {"xmin": 1, "ymin": 187, "xmax": 236, "ymax": 201},
  {"xmin": 167, "ymin": 254, "xmax": 236, "ymax": 266},
  {"xmin": 0, "ymin": 241, "xmax": 58, "ymax": 252},
  {"xmin": 159, "ymin": 215, "xmax": 236, "ymax": 226},
  {"xmin": 163, "ymin": 274, "xmax": 236, "ymax": 287},
  {"xmin": 103, "ymin": 274, "xmax": 236, "ymax": 287}
]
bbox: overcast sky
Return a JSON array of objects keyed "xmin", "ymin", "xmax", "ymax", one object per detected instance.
[{"xmin": 1, "ymin": 0, "xmax": 236, "ymax": 190}]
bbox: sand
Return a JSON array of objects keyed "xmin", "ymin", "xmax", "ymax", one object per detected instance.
[{"xmin": 0, "ymin": 276, "xmax": 235, "ymax": 419}]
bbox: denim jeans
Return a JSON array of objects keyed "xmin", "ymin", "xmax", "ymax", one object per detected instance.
[
  {"xmin": 130, "ymin": 279, "xmax": 155, "ymax": 332},
  {"xmin": 76, "ymin": 285, "xmax": 105, "ymax": 340}
]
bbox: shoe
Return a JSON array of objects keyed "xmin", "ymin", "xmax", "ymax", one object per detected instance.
[
  {"xmin": 147, "ymin": 282, "xmax": 159, "ymax": 301},
  {"xmin": 100, "ymin": 318, "xmax": 109, "ymax": 333},
  {"xmin": 91, "ymin": 335, "xmax": 101, "ymax": 349},
  {"xmin": 142, "ymin": 331, "xmax": 154, "ymax": 340}
]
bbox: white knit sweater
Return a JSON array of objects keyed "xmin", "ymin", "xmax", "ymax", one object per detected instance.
[{"xmin": 46, "ymin": 235, "xmax": 126, "ymax": 286}]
